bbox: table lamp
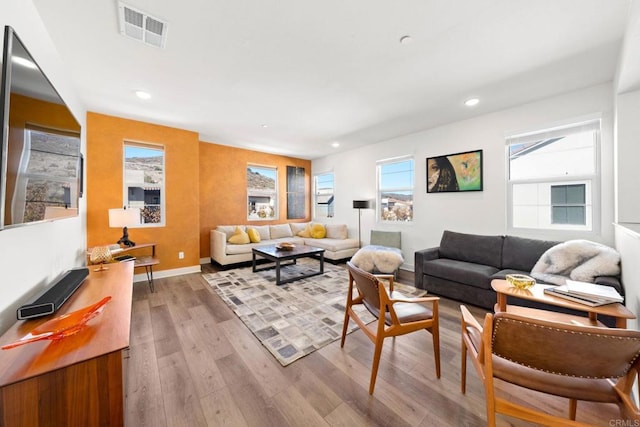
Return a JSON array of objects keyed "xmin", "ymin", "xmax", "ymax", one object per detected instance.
[{"xmin": 109, "ymin": 207, "xmax": 141, "ymax": 247}]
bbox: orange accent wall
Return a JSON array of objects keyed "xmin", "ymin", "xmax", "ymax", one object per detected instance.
[
  {"xmin": 198, "ymin": 142, "xmax": 311, "ymax": 258},
  {"xmin": 86, "ymin": 113, "xmax": 200, "ymax": 271}
]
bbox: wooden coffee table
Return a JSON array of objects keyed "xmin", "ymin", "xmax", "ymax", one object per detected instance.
[
  {"xmin": 492, "ymin": 279, "xmax": 636, "ymax": 328},
  {"xmin": 252, "ymin": 244, "xmax": 325, "ymax": 285}
]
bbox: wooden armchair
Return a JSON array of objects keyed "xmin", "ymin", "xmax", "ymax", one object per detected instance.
[
  {"xmin": 460, "ymin": 305, "xmax": 640, "ymax": 426},
  {"xmin": 341, "ymin": 261, "xmax": 440, "ymax": 394}
]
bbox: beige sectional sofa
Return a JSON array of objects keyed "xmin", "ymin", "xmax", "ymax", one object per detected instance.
[{"xmin": 210, "ymin": 222, "xmax": 360, "ymax": 267}]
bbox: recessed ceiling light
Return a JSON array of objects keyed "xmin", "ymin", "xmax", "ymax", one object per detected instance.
[
  {"xmin": 464, "ymin": 98, "xmax": 479, "ymax": 107},
  {"xmin": 399, "ymin": 35, "xmax": 413, "ymax": 45},
  {"xmin": 135, "ymin": 90, "xmax": 151, "ymax": 99},
  {"xmin": 331, "ymin": 142, "xmax": 340, "ymax": 148}
]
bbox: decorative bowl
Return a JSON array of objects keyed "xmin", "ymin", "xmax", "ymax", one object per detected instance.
[
  {"xmin": 506, "ymin": 274, "xmax": 536, "ymax": 290},
  {"xmin": 276, "ymin": 242, "xmax": 295, "ymax": 251}
]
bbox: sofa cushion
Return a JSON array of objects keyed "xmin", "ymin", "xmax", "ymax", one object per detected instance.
[
  {"xmin": 423, "ymin": 258, "xmax": 498, "ymax": 290},
  {"xmin": 217, "ymin": 225, "xmax": 245, "ymax": 240},
  {"xmin": 252, "ymin": 225, "xmax": 271, "ymax": 240},
  {"xmin": 228, "ymin": 227, "xmax": 250, "ymax": 244},
  {"xmin": 247, "ymin": 228, "xmax": 261, "ymax": 243},
  {"xmin": 502, "ymin": 235, "xmax": 560, "ymax": 272},
  {"xmin": 311, "ymin": 223, "xmax": 326, "ymax": 239},
  {"xmin": 439, "ymin": 230, "xmax": 503, "ymax": 269},
  {"xmin": 297, "ymin": 224, "xmax": 312, "ymax": 238},
  {"xmin": 325, "ymin": 224, "xmax": 348, "ymax": 239},
  {"xmin": 270, "ymin": 224, "xmax": 293, "ymax": 239},
  {"xmin": 289, "ymin": 222, "xmax": 309, "ymax": 235},
  {"xmin": 303, "ymin": 238, "xmax": 358, "ymax": 252}
]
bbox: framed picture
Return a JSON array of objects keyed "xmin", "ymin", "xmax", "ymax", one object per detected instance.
[{"xmin": 426, "ymin": 149, "xmax": 483, "ymax": 193}]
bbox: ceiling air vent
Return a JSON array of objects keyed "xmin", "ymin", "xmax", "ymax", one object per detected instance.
[{"xmin": 117, "ymin": 2, "xmax": 168, "ymax": 48}]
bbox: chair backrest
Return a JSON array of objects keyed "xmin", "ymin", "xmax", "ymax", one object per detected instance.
[
  {"xmin": 347, "ymin": 261, "xmax": 384, "ymax": 316},
  {"xmin": 491, "ymin": 312, "xmax": 640, "ymax": 379},
  {"xmin": 370, "ymin": 230, "xmax": 401, "ymax": 249}
]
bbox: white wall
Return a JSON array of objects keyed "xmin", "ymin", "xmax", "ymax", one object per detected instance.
[
  {"xmin": 0, "ymin": 0, "xmax": 86, "ymax": 334},
  {"xmin": 615, "ymin": 89, "xmax": 640, "ymax": 223},
  {"xmin": 313, "ymin": 83, "xmax": 615, "ymax": 270}
]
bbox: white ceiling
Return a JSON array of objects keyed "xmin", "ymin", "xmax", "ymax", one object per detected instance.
[{"xmin": 32, "ymin": 0, "xmax": 631, "ymax": 159}]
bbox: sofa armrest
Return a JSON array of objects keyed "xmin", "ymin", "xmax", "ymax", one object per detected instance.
[
  {"xmin": 210, "ymin": 230, "xmax": 228, "ymax": 263},
  {"xmin": 414, "ymin": 247, "xmax": 440, "ymax": 289}
]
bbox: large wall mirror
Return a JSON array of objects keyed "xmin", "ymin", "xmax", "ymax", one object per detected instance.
[{"xmin": 0, "ymin": 26, "xmax": 81, "ymax": 229}]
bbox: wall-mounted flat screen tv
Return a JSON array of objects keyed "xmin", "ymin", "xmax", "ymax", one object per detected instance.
[{"xmin": 0, "ymin": 25, "xmax": 82, "ymax": 230}]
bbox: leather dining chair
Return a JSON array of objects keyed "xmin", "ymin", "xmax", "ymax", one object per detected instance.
[
  {"xmin": 341, "ymin": 261, "xmax": 440, "ymax": 394},
  {"xmin": 460, "ymin": 305, "xmax": 640, "ymax": 426}
]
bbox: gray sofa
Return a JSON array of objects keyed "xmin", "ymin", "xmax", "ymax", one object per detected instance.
[{"xmin": 414, "ymin": 230, "xmax": 624, "ymax": 324}]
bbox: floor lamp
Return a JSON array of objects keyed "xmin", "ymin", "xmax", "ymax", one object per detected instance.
[{"xmin": 353, "ymin": 200, "xmax": 371, "ymax": 248}]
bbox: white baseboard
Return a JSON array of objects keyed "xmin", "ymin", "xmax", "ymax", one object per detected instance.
[
  {"xmin": 132, "ymin": 265, "xmax": 201, "ymax": 283},
  {"xmin": 199, "ymin": 257, "xmax": 211, "ymax": 265}
]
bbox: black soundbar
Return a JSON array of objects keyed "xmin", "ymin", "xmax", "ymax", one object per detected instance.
[{"xmin": 17, "ymin": 267, "xmax": 90, "ymax": 320}]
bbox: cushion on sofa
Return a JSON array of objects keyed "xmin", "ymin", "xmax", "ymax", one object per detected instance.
[
  {"xmin": 289, "ymin": 222, "xmax": 309, "ymax": 235},
  {"xmin": 228, "ymin": 227, "xmax": 250, "ymax": 244},
  {"xmin": 252, "ymin": 225, "xmax": 271, "ymax": 240},
  {"xmin": 325, "ymin": 224, "xmax": 348, "ymax": 239},
  {"xmin": 501, "ymin": 235, "xmax": 560, "ymax": 271},
  {"xmin": 423, "ymin": 258, "xmax": 498, "ymax": 290},
  {"xmin": 217, "ymin": 225, "xmax": 245, "ymax": 240},
  {"xmin": 304, "ymin": 238, "xmax": 357, "ymax": 252},
  {"xmin": 270, "ymin": 224, "xmax": 293, "ymax": 239},
  {"xmin": 247, "ymin": 228, "xmax": 261, "ymax": 243},
  {"xmin": 439, "ymin": 230, "xmax": 503, "ymax": 269},
  {"xmin": 297, "ymin": 224, "xmax": 312, "ymax": 237},
  {"xmin": 311, "ymin": 223, "xmax": 326, "ymax": 239}
]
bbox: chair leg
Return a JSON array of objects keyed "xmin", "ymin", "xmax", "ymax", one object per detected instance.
[
  {"xmin": 369, "ymin": 337, "xmax": 385, "ymax": 394},
  {"xmin": 432, "ymin": 324, "xmax": 441, "ymax": 379},
  {"xmin": 461, "ymin": 339, "xmax": 467, "ymax": 394},
  {"xmin": 569, "ymin": 398, "xmax": 577, "ymax": 420},
  {"xmin": 340, "ymin": 309, "xmax": 350, "ymax": 348}
]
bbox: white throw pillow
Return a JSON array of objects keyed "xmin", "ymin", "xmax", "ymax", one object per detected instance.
[
  {"xmin": 289, "ymin": 222, "xmax": 309, "ymax": 235},
  {"xmin": 325, "ymin": 224, "xmax": 348, "ymax": 240},
  {"xmin": 270, "ymin": 224, "xmax": 293, "ymax": 239}
]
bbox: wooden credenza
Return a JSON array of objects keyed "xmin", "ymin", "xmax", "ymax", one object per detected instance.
[{"xmin": 0, "ymin": 262, "xmax": 134, "ymax": 426}]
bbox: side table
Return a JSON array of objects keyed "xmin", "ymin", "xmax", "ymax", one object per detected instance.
[{"xmin": 89, "ymin": 242, "xmax": 159, "ymax": 292}]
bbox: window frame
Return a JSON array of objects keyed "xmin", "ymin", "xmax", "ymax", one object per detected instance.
[
  {"xmin": 313, "ymin": 171, "xmax": 334, "ymax": 220},
  {"xmin": 506, "ymin": 119, "xmax": 601, "ymax": 235},
  {"xmin": 123, "ymin": 141, "xmax": 165, "ymax": 227},
  {"xmin": 377, "ymin": 155, "xmax": 414, "ymax": 223},
  {"xmin": 247, "ymin": 164, "xmax": 278, "ymax": 221}
]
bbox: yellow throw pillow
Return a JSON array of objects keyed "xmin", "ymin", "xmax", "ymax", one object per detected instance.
[
  {"xmin": 297, "ymin": 224, "xmax": 312, "ymax": 238},
  {"xmin": 228, "ymin": 226, "xmax": 250, "ymax": 244},
  {"xmin": 247, "ymin": 228, "xmax": 261, "ymax": 243},
  {"xmin": 310, "ymin": 223, "xmax": 326, "ymax": 239}
]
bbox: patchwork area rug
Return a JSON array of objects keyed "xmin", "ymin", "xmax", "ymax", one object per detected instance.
[{"xmin": 203, "ymin": 260, "xmax": 427, "ymax": 366}]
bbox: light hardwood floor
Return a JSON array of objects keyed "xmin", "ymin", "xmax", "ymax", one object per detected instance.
[{"xmin": 125, "ymin": 263, "xmax": 625, "ymax": 426}]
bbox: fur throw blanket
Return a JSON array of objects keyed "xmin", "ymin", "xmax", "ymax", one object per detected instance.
[
  {"xmin": 351, "ymin": 245, "xmax": 404, "ymax": 274},
  {"xmin": 530, "ymin": 239, "xmax": 620, "ymax": 285}
]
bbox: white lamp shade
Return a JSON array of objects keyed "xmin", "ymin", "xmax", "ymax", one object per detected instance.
[{"xmin": 108, "ymin": 208, "xmax": 141, "ymax": 228}]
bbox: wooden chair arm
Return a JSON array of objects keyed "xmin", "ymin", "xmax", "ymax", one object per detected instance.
[
  {"xmin": 375, "ymin": 274, "xmax": 395, "ymax": 292},
  {"xmin": 460, "ymin": 305, "xmax": 483, "ymax": 333}
]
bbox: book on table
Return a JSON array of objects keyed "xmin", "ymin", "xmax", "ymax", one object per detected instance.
[
  {"xmin": 543, "ymin": 284, "xmax": 621, "ymax": 307},
  {"xmin": 564, "ymin": 279, "xmax": 623, "ymax": 302}
]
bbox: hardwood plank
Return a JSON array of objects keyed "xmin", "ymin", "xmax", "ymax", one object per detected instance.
[
  {"xmin": 187, "ymin": 305, "xmax": 235, "ymax": 361},
  {"xmin": 150, "ymin": 304, "xmax": 182, "ymax": 358},
  {"xmin": 126, "ymin": 341, "xmax": 166, "ymax": 427},
  {"xmin": 272, "ymin": 388, "xmax": 330, "ymax": 427},
  {"xmin": 157, "ymin": 351, "xmax": 207, "ymax": 426},
  {"xmin": 199, "ymin": 386, "xmax": 249, "ymax": 427}
]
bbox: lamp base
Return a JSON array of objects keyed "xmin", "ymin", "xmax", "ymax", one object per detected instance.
[{"xmin": 116, "ymin": 226, "xmax": 136, "ymax": 247}]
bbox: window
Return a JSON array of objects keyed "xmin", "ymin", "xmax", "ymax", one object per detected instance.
[
  {"xmin": 247, "ymin": 165, "xmax": 277, "ymax": 220},
  {"xmin": 314, "ymin": 172, "xmax": 334, "ymax": 219},
  {"xmin": 13, "ymin": 127, "xmax": 80, "ymax": 223},
  {"xmin": 551, "ymin": 184, "xmax": 586, "ymax": 225},
  {"xmin": 507, "ymin": 120, "xmax": 599, "ymax": 231},
  {"xmin": 124, "ymin": 143, "xmax": 164, "ymax": 225},
  {"xmin": 377, "ymin": 156, "xmax": 414, "ymax": 222}
]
